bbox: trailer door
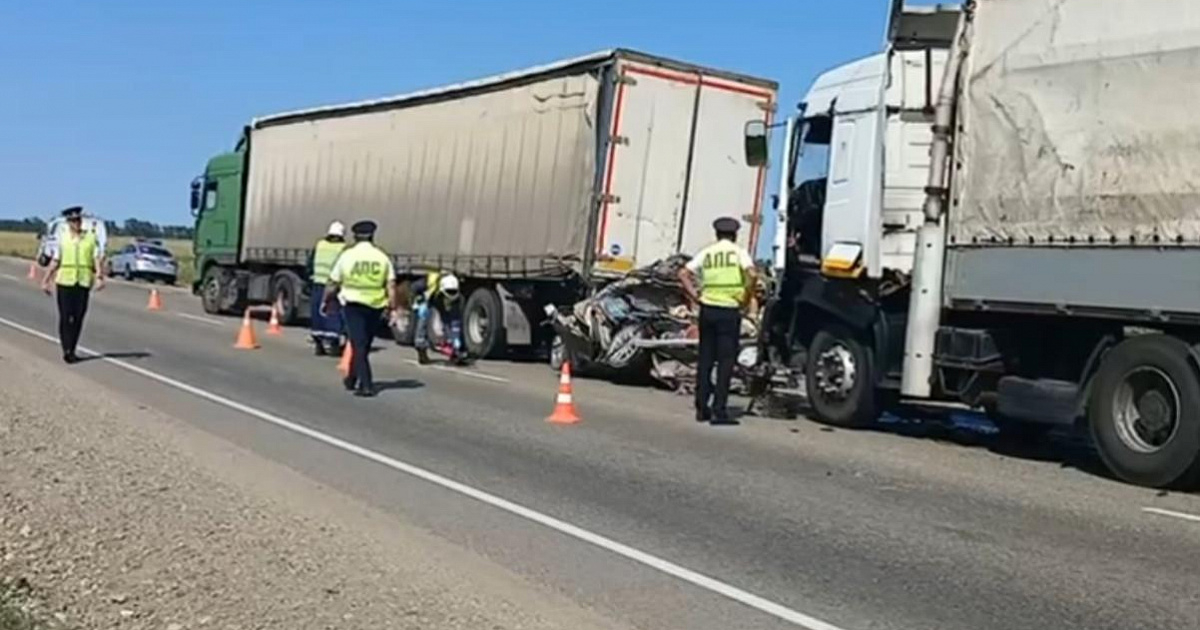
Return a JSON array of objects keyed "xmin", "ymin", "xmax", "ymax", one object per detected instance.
[
  {"xmin": 683, "ymin": 79, "xmax": 774, "ymax": 257},
  {"xmin": 594, "ymin": 63, "xmax": 698, "ymax": 274}
]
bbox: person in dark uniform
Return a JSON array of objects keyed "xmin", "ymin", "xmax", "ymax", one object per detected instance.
[
  {"xmin": 322, "ymin": 220, "xmax": 397, "ymax": 397},
  {"xmin": 678, "ymin": 217, "xmax": 756, "ymax": 425},
  {"xmin": 41, "ymin": 206, "xmax": 105, "ymax": 363}
]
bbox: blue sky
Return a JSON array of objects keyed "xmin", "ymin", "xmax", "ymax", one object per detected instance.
[{"xmin": 1, "ymin": 0, "xmax": 921, "ymax": 254}]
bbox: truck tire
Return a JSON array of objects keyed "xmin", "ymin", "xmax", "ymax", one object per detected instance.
[
  {"xmin": 201, "ymin": 266, "xmax": 239, "ymax": 315},
  {"xmin": 464, "ymin": 287, "xmax": 504, "ymax": 358},
  {"xmin": 805, "ymin": 325, "xmax": 878, "ymax": 428},
  {"xmin": 270, "ymin": 270, "xmax": 304, "ymax": 325},
  {"xmin": 1088, "ymin": 334, "xmax": 1200, "ymax": 489}
]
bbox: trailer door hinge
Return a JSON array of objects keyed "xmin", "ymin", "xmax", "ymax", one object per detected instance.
[
  {"xmin": 757, "ymin": 101, "xmax": 777, "ymax": 113},
  {"xmin": 611, "ymin": 135, "xmax": 630, "ymax": 146},
  {"xmin": 741, "ymin": 213, "xmax": 762, "ymax": 225},
  {"xmin": 599, "ymin": 194, "xmax": 622, "ymax": 205},
  {"xmin": 616, "ymin": 74, "xmax": 638, "ymax": 86}
]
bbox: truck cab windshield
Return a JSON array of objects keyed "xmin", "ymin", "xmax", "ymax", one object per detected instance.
[{"xmin": 787, "ymin": 115, "xmax": 832, "ymax": 262}]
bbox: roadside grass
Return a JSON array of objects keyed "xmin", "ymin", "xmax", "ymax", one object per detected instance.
[{"xmin": 0, "ymin": 231, "xmax": 195, "ymax": 286}]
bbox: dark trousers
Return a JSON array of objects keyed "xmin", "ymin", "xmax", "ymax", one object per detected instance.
[
  {"xmin": 343, "ymin": 303, "xmax": 382, "ymax": 391},
  {"xmin": 696, "ymin": 304, "xmax": 740, "ymax": 416},
  {"xmin": 56, "ymin": 285, "xmax": 90, "ymax": 356}
]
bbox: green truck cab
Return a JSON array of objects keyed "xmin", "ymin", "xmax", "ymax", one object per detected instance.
[{"xmin": 190, "ymin": 148, "xmax": 248, "ymax": 315}]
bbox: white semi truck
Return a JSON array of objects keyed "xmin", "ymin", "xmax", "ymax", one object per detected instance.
[{"xmin": 745, "ymin": 0, "xmax": 1200, "ymax": 488}]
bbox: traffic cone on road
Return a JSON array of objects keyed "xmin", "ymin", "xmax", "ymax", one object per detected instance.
[
  {"xmin": 546, "ymin": 362, "xmax": 581, "ymax": 425},
  {"xmin": 266, "ymin": 301, "xmax": 283, "ymax": 336},
  {"xmin": 26, "ymin": 260, "xmax": 38, "ymax": 280},
  {"xmin": 337, "ymin": 343, "xmax": 353, "ymax": 377},
  {"xmin": 234, "ymin": 309, "xmax": 260, "ymax": 350},
  {"xmin": 147, "ymin": 288, "xmax": 164, "ymax": 311}
]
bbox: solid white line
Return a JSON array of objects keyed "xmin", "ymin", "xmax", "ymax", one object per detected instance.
[
  {"xmin": 404, "ymin": 359, "xmax": 509, "ymax": 383},
  {"xmin": 0, "ymin": 313, "xmax": 845, "ymax": 630},
  {"xmin": 1142, "ymin": 507, "xmax": 1200, "ymax": 524},
  {"xmin": 175, "ymin": 312, "xmax": 227, "ymax": 327},
  {"xmin": 0, "ymin": 273, "xmax": 26, "ymax": 283}
]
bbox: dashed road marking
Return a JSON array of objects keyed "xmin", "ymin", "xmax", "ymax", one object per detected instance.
[
  {"xmin": 404, "ymin": 359, "xmax": 509, "ymax": 383},
  {"xmin": 0, "ymin": 312, "xmax": 845, "ymax": 630},
  {"xmin": 1142, "ymin": 507, "xmax": 1200, "ymax": 524}
]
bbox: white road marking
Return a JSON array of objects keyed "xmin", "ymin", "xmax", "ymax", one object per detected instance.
[
  {"xmin": 0, "ymin": 273, "xmax": 26, "ymax": 282},
  {"xmin": 175, "ymin": 312, "xmax": 227, "ymax": 327},
  {"xmin": 1142, "ymin": 507, "xmax": 1200, "ymax": 524},
  {"xmin": 0, "ymin": 313, "xmax": 844, "ymax": 630},
  {"xmin": 404, "ymin": 359, "xmax": 509, "ymax": 383}
]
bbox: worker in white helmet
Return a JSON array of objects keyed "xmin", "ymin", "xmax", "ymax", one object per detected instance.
[
  {"xmin": 411, "ymin": 271, "xmax": 467, "ymax": 365},
  {"xmin": 307, "ymin": 221, "xmax": 347, "ymax": 355}
]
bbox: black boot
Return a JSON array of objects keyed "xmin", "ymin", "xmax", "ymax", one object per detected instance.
[
  {"xmin": 313, "ymin": 340, "xmax": 327, "ymax": 356},
  {"xmin": 417, "ymin": 348, "xmax": 430, "ymax": 365}
]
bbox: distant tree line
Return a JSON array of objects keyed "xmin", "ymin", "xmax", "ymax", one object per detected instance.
[{"xmin": 0, "ymin": 216, "xmax": 193, "ymax": 240}]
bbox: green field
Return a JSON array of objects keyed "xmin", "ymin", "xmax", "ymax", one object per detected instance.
[{"xmin": 0, "ymin": 231, "xmax": 195, "ymax": 285}]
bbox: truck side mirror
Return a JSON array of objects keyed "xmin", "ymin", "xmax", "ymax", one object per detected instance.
[
  {"xmin": 744, "ymin": 120, "xmax": 769, "ymax": 168},
  {"xmin": 189, "ymin": 179, "xmax": 202, "ymax": 213}
]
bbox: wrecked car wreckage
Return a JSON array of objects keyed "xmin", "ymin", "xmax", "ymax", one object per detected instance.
[{"xmin": 547, "ymin": 255, "xmax": 761, "ymax": 392}]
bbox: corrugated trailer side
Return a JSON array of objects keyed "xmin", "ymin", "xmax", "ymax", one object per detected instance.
[{"xmin": 242, "ymin": 60, "xmax": 605, "ymax": 278}]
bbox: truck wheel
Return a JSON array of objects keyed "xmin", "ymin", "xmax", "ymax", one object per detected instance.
[
  {"xmin": 805, "ymin": 325, "xmax": 878, "ymax": 428},
  {"xmin": 464, "ymin": 287, "xmax": 504, "ymax": 358},
  {"xmin": 270, "ymin": 270, "xmax": 304, "ymax": 325},
  {"xmin": 201, "ymin": 266, "xmax": 229, "ymax": 315},
  {"xmin": 1088, "ymin": 335, "xmax": 1200, "ymax": 489}
]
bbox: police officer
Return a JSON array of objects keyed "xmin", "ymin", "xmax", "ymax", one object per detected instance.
[
  {"xmin": 40, "ymin": 206, "xmax": 105, "ymax": 363},
  {"xmin": 679, "ymin": 217, "xmax": 756, "ymax": 424},
  {"xmin": 323, "ymin": 220, "xmax": 397, "ymax": 397},
  {"xmin": 308, "ymin": 221, "xmax": 347, "ymax": 356},
  {"xmin": 411, "ymin": 271, "xmax": 466, "ymax": 366}
]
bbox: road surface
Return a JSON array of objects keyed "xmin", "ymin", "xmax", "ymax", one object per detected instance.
[{"xmin": 0, "ymin": 256, "xmax": 1197, "ymax": 630}]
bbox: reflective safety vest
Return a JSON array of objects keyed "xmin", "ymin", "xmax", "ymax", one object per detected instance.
[
  {"xmin": 423, "ymin": 271, "xmax": 441, "ymax": 300},
  {"xmin": 311, "ymin": 239, "xmax": 345, "ymax": 284},
  {"xmin": 336, "ymin": 243, "xmax": 390, "ymax": 309},
  {"xmin": 56, "ymin": 230, "xmax": 99, "ymax": 288},
  {"xmin": 696, "ymin": 240, "xmax": 748, "ymax": 308}
]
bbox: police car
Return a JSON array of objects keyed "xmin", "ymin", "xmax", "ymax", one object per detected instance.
[{"xmin": 108, "ymin": 238, "xmax": 179, "ymax": 285}]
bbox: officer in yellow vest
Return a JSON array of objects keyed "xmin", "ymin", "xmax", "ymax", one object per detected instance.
[
  {"xmin": 307, "ymin": 221, "xmax": 347, "ymax": 356},
  {"xmin": 40, "ymin": 206, "xmax": 105, "ymax": 364},
  {"xmin": 323, "ymin": 220, "xmax": 397, "ymax": 397},
  {"xmin": 678, "ymin": 217, "xmax": 756, "ymax": 425}
]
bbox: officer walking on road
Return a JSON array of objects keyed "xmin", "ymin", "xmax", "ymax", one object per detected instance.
[
  {"xmin": 41, "ymin": 206, "xmax": 105, "ymax": 364},
  {"xmin": 322, "ymin": 220, "xmax": 396, "ymax": 397},
  {"xmin": 308, "ymin": 221, "xmax": 347, "ymax": 356},
  {"xmin": 679, "ymin": 217, "xmax": 756, "ymax": 425}
]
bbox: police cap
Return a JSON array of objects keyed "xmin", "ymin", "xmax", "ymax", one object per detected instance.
[
  {"xmin": 351, "ymin": 220, "xmax": 377, "ymax": 237},
  {"xmin": 713, "ymin": 217, "xmax": 740, "ymax": 234},
  {"xmin": 61, "ymin": 206, "xmax": 84, "ymax": 219}
]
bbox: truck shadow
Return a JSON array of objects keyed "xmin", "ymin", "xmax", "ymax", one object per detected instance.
[{"xmin": 77, "ymin": 351, "xmax": 153, "ymax": 363}]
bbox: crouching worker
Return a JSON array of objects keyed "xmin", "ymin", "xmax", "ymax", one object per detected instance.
[{"xmin": 411, "ymin": 271, "xmax": 467, "ymax": 366}]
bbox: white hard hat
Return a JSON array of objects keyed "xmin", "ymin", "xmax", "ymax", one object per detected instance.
[
  {"xmin": 327, "ymin": 221, "xmax": 346, "ymax": 237},
  {"xmin": 439, "ymin": 274, "xmax": 460, "ymax": 293}
]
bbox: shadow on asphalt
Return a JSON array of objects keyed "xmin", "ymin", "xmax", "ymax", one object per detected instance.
[
  {"xmin": 373, "ymin": 379, "xmax": 424, "ymax": 394},
  {"xmin": 78, "ymin": 351, "xmax": 152, "ymax": 363}
]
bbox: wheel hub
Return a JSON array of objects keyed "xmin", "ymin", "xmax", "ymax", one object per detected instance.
[
  {"xmin": 1113, "ymin": 367, "xmax": 1180, "ymax": 454},
  {"xmin": 468, "ymin": 308, "xmax": 489, "ymax": 345},
  {"xmin": 814, "ymin": 344, "xmax": 856, "ymax": 400}
]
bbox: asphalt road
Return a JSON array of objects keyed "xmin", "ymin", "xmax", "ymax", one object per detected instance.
[{"xmin": 1, "ymin": 256, "xmax": 1198, "ymax": 630}]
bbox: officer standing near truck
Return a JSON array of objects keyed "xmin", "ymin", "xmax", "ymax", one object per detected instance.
[
  {"xmin": 679, "ymin": 217, "xmax": 756, "ymax": 425},
  {"xmin": 40, "ymin": 206, "xmax": 105, "ymax": 364},
  {"xmin": 307, "ymin": 221, "xmax": 347, "ymax": 356},
  {"xmin": 322, "ymin": 220, "xmax": 397, "ymax": 397}
]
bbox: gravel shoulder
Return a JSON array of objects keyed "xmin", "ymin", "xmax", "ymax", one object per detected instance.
[{"xmin": 0, "ymin": 337, "xmax": 627, "ymax": 630}]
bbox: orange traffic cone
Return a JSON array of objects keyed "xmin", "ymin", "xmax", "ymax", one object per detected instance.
[
  {"xmin": 266, "ymin": 301, "xmax": 283, "ymax": 336},
  {"xmin": 337, "ymin": 343, "xmax": 353, "ymax": 377},
  {"xmin": 26, "ymin": 260, "xmax": 38, "ymax": 280},
  {"xmin": 147, "ymin": 288, "xmax": 164, "ymax": 311},
  {"xmin": 233, "ymin": 309, "xmax": 260, "ymax": 349},
  {"xmin": 546, "ymin": 362, "xmax": 581, "ymax": 425}
]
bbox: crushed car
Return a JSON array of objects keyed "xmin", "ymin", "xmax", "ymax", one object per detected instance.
[{"xmin": 546, "ymin": 254, "xmax": 761, "ymax": 392}]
